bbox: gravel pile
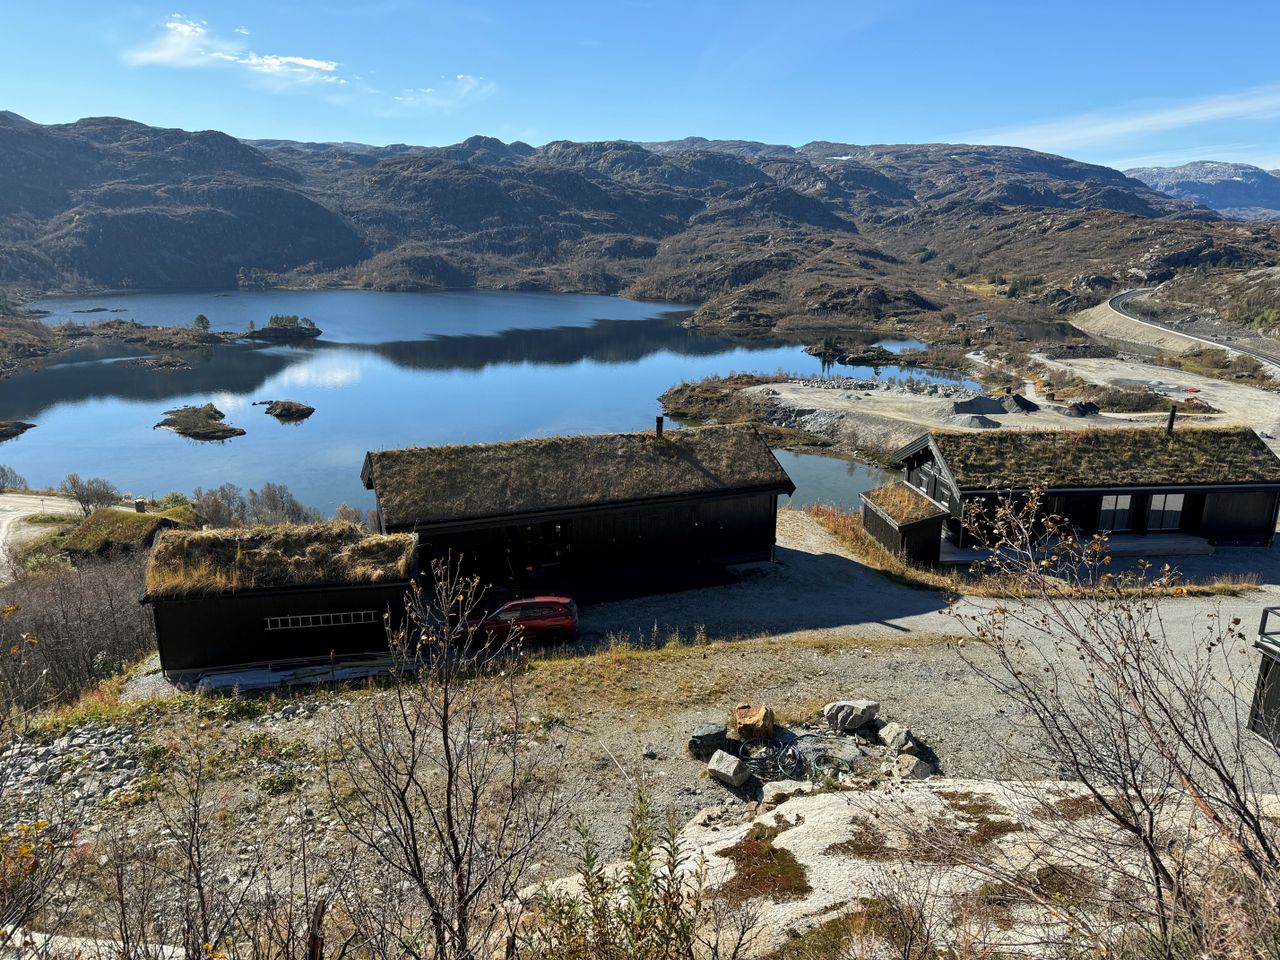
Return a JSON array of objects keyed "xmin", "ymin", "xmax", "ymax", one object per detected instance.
[
  {"xmin": 787, "ymin": 377, "xmax": 978, "ymax": 400},
  {"xmin": 0, "ymin": 723, "xmax": 142, "ymax": 808}
]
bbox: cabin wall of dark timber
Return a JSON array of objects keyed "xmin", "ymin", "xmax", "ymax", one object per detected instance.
[
  {"xmin": 151, "ymin": 583, "xmax": 411, "ymax": 672},
  {"xmin": 862, "ymin": 502, "xmax": 943, "ymax": 566},
  {"xmin": 947, "ymin": 488, "xmax": 1278, "ymax": 546},
  {"xmin": 413, "ymin": 492, "xmax": 780, "ymax": 588},
  {"xmin": 1202, "ymin": 490, "xmax": 1280, "ymax": 544}
]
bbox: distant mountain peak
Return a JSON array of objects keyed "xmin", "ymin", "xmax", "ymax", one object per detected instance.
[{"xmin": 1127, "ymin": 161, "xmax": 1280, "ymax": 220}]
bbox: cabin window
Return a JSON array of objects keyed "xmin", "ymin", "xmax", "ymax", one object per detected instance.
[
  {"xmin": 1098, "ymin": 494, "xmax": 1132, "ymax": 532},
  {"xmin": 264, "ymin": 610, "xmax": 380, "ymax": 631},
  {"xmin": 1147, "ymin": 493, "xmax": 1185, "ymax": 531}
]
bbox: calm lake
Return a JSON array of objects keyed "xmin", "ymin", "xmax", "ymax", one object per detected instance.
[{"xmin": 4, "ymin": 290, "xmax": 972, "ymax": 512}]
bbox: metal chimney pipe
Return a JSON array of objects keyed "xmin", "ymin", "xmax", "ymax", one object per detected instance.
[
  {"xmin": 1166, "ymin": 404, "xmax": 1177, "ymax": 436},
  {"xmin": 655, "ymin": 415, "xmax": 664, "ymax": 437}
]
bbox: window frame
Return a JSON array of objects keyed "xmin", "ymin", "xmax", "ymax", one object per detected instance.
[
  {"xmin": 1098, "ymin": 494, "xmax": 1133, "ymax": 532},
  {"xmin": 1147, "ymin": 492, "xmax": 1185, "ymax": 531}
]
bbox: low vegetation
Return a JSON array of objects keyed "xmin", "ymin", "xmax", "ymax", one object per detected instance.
[
  {"xmin": 1154, "ymin": 345, "xmax": 1272, "ymax": 386},
  {"xmin": 153, "ymin": 403, "xmax": 246, "ymax": 441},
  {"xmin": 716, "ymin": 821, "xmax": 811, "ymax": 903},
  {"xmin": 658, "ymin": 374, "xmax": 832, "ymax": 448},
  {"xmin": 60, "ymin": 507, "xmax": 192, "ymax": 556}
]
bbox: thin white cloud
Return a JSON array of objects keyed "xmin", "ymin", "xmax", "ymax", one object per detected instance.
[
  {"xmin": 124, "ymin": 15, "xmax": 490, "ymax": 108},
  {"xmin": 390, "ymin": 74, "xmax": 496, "ymax": 112},
  {"xmin": 969, "ymin": 85, "xmax": 1280, "ymax": 153},
  {"xmin": 124, "ymin": 14, "xmax": 240, "ymax": 67},
  {"xmin": 125, "ymin": 14, "xmax": 343, "ymax": 87}
]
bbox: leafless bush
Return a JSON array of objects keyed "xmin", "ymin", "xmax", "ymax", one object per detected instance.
[
  {"xmin": 247, "ymin": 482, "xmax": 322, "ymax": 526},
  {"xmin": 0, "ymin": 466, "xmax": 25, "ymax": 492},
  {"xmin": 950, "ymin": 490, "xmax": 1280, "ymax": 954},
  {"xmin": 520, "ymin": 790, "xmax": 757, "ymax": 960},
  {"xmin": 326, "ymin": 559, "xmax": 570, "ymax": 959},
  {"xmin": 59, "ymin": 472, "xmax": 120, "ymax": 517},
  {"xmin": 191, "ymin": 482, "xmax": 248, "ymax": 527},
  {"xmin": 0, "ymin": 556, "xmax": 155, "ymax": 715},
  {"xmin": 190, "ymin": 481, "xmax": 321, "ymax": 527}
]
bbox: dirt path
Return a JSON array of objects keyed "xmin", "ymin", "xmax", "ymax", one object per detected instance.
[{"xmin": 0, "ymin": 493, "xmax": 79, "ymax": 568}]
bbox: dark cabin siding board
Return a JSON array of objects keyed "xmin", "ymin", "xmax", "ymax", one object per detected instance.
[
  {"xmin": 412, "ymin": 492, "xmax": 780, "ymax": 586},
  {"xmin": 153, "ymin": 584, "xmax": 410, "ymax": 672},
  {"xmin": 1202, "ymin": 491, "xmax": 1280, "ymax": 544}
]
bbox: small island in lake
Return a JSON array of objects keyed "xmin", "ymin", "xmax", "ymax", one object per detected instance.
[
  {"xmin": 255, "ymin": 399, "xmax": 316, "ymax": 423},
  {"xmin": 154, "ymin": 403, "xmax": 246, "ymax": 441},
  {"xmin": 241, "ymin": 314, "xmax": 322, "ymax": 342},
  {"xmin": 125, "ymin": 354, "xmax": 192, "ymax": 372},
  {"xmin": 0, "ymin": 420, "xmax": 35, "ymax": 443}
]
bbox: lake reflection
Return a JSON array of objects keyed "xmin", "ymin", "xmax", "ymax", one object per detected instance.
[{"xmin": 6, "ymin": 290, "xmax": 954, "ymax": 511}]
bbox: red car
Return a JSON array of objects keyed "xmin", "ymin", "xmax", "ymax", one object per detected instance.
[{"xmin": 468, "ymin": 596, "xmax": 578, "ymax": 646}]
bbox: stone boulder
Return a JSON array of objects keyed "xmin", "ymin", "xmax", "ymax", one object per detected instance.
[
  {"xmin": 894, "ymin": 754, "xmax": 935, "ymax": 780},
  {"xmin": 822, "ymin": 699, "xmax": 879, "ymax": 733},
  {"xmin": 734, "ymin": 703, "xmax": 774, "ymax": 740},
  {"xmin": 708, "ymin": 749, "xmax": 751, "ymax": 787},
  {"xmin": 877, "ymin": 721, "xmax": 918, "ymax": 756}
]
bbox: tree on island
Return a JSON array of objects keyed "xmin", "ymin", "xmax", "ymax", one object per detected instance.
[
  {"xmin": 265, "ymin": 314, "xmax": 316, "ymax": 330},
  {"xmin": 191, "ymin": 314, "xmax": 210, "ymax": 333}
]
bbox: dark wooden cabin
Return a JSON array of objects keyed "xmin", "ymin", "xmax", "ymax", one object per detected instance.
[
  {"xmin": 860, "ymin": 481, "xmax": 949, "ymax": 566},
  {"xmin": 894, "ymin": 426, "xmax": 1280, "ymax": 547},
  {"xmin": 361, "ymin": 422, "xmax": 796, "ymax": 599},
  {"xmin": 142, "ymin": 522, "xmax": 416, "ymax": 673}
]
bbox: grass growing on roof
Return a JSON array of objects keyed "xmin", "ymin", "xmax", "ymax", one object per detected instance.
[
  {"xmin": 62, "ymin": 508, "xmax": 190, "ymax": 555},
  {"xmin": 931, "ymin": 426, "xmax": 1280, "ymax": 491},
  {"xmin": 862, "ymin": 481, "xmax": 948, "ymax": 525},
  {"xmin": 145, "ymin": 520, "xmax": 415, "ymax": 598},
  {"xmin": 363, "ymin": 423, "xmax": 793, "ymax": 528}
]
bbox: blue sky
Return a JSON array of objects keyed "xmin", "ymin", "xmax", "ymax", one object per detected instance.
[{"xmin": 5, "ymin": 1, "xmax": 1280, "ymax": 170}]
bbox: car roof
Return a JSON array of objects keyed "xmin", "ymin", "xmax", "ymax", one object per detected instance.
[{"xmin": 506, "ymin": 596, "xmax": 574, "ymax": 605}]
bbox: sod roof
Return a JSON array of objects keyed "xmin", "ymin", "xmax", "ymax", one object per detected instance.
[
  {"xmin": 362, "ymin": 424, "xmax": 796, "ymax": 529},
  {"xmin": 928, "ymin": 427, "xmax": 1280, "ymax": 491},
  {"xmin": 145, "ymin": 521, "xmax": 416, "ymax": 600},
  {"xmin": 861, "ymin": 481, "xmax": 949, "ymax": 526},
  {"xmin": 63, "ymin": 508, "xmax": 182, "ymax": 556}
]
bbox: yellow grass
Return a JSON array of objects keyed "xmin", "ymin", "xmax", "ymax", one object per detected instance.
[{"xmin": 145, "ymin": 521, "xmax": 415, "ymax": 598}]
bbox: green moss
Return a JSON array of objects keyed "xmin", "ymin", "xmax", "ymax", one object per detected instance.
[{"xmin": 717, "ymin": 822, "xmax": 812, "ymax": 903}]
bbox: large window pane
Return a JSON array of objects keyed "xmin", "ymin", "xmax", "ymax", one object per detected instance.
[
  {"xmin": 1099, "ymin": 494, "xmax": 1132, "ymax": 531},
  {"xmin": 1148, "ymin": 492, "xmax": 1184, "ymax": 531}
]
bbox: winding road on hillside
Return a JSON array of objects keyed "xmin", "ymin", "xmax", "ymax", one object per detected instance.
[
  {"xmin": 1108, "ymin": 288, "xmax": 1280, "ymax": 371},
  {"xmin": 0, "ymin": 493, "xmax": 79, "ymax": 573}
]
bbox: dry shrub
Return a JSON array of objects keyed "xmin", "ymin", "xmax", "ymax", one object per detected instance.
[{"xmin": 0, "ymin": 555, "xmax": 155, "ymax": 716}]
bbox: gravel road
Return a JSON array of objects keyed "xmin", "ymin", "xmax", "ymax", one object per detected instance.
[{"xmin": 0, "ymin": 493, "xmax": 79, "ymax": 568}]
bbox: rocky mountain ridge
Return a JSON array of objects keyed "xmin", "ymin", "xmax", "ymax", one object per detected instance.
[
  {"xmin": 1127, "ymin": 160, "xmax": 1280, "ymax": 220},
  {"xmin": 3, "ymin": 111, "xmax": 1279, "ymax": 331}
]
